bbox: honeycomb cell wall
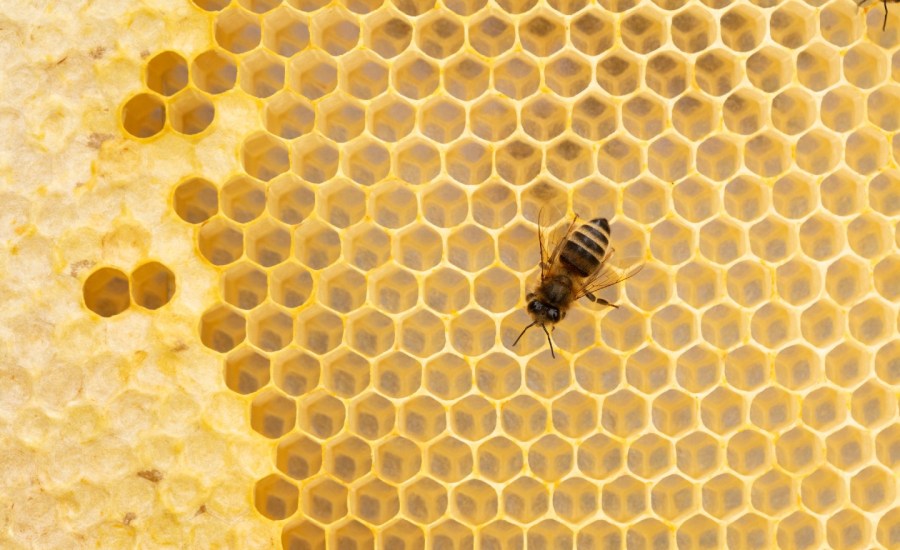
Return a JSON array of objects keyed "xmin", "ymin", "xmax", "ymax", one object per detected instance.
[{"xmin": 2, "ymin": 0, "xmax": 899, "ymax": 548}]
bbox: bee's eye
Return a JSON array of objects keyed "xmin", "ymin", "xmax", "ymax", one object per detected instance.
[
  {"xmin": 528, "ymin": 300, "xmax": 541, "ymax": 313},
  {"xmin": 547, "ymin": 308, "xmax": 560, "ymax": 322}
]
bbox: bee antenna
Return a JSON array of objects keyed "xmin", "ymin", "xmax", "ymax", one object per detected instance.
[
  {"xmin": 541, "ymin": 324, "xmax": 556, "ymax": 359},
  {"xmin": 513, "ymin": 322, "xmax": 537, "ymax": 347}
]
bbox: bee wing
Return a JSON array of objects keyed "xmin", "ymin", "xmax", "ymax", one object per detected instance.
[
  {"xmin": 574, "ymin": 250, "xmax": 644, "ymax": 301},
  {"xmin": 544, "ymin": 215, "xmax": 579, "ymax": 278}
]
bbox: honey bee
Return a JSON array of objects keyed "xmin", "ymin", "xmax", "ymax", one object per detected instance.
[{"xmin": 514, "ymin": 215, "xmax": 640, "ymax": 358}]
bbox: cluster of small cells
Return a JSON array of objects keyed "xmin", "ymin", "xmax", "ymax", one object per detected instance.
[
  {"xmin": 116, "ymin": 0, "xmax": 900, "ymax": 547},
  {"xmin": 83, "ymin": 262, "xmax": 176, "ymax": 317}
]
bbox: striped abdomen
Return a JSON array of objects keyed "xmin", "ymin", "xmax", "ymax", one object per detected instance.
[{"xmin": 560, "ymin": 218, "xmax": 610, "ymax": 277}]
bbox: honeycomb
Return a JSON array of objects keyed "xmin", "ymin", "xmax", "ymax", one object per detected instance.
[{"xmin": 3, "ymin": 0, "xmax": 899, "ymax": 547}]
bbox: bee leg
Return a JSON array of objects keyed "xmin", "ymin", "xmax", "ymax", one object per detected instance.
[{"xmin": 586, "ymin": 293, "xmax": 619, "ymax": 309}]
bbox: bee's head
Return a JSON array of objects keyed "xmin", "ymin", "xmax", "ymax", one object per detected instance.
[{"xmin": 527, "ymin": 299, "xmax": 562, "ymax": 324}]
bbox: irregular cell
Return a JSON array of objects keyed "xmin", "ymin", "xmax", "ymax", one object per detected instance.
[
  {"xmin": 130, "ymin": 262, "xmax": 175, "ymax": 310},
  {"xmin": 145, "ymin": 51, "xmax": 188, "ymax": 96},
  {"xmin": 122, "ymin": 93, "xmax": 165, "ymax": 138},
  {"xmin": 83, "ymin": 267, "xmax": 130, "ymax": 317},
  {"xmin": 173, "ymin": 177, "xmax": 218, "ymax": 224}
]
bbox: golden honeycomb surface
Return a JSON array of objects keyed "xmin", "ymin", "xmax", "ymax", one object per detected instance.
[{"xmin": 1, "ymin": 0, "xmax": 899, "ymax": 548}]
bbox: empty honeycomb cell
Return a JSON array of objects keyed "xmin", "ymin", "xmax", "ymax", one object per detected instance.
[
  {"xmin": 263, "ymin": 91, "xmax": 314, "ymax": 140},
  {"xmin": 287, "ymin": 51, "xmax": 337, "ymax": 100},
  {"xmin": 130, "ymin": 261, "xmax": 175, "ymax": 310},
  {"xmin": 672, "ymin": 176, "xmax": 717, "ymax": 224},
  {"xmin": 801, "ymin": 465, "xmax": 846, "ymax": 515},
  {"xmin": 525, "ymin": 354, "xmax": 572, "ymax": 398},
  {"xmin": 419, "ymin": 96, "xmax": 465, "ymax": 144},
  {"xmin": 551, "ymin": 478, "xmax": 597, "ymax": 524},
  {"xmin": 596, "ymin": 51, "xmax": 641, "ymax": 96},
  {"xmin": 426, "ymin": 435, "xmax": 472, "ymax": 483},
  {"xmin": 545, "ymin": 53, "xmax": 592, "ymax": 98},
  {"xmin": 799, "ymin": 213, "xmax": 844, "ymax": 262},
  {"xmin": 744, "ymin": 132, "xmax": 791, "ymax": 177},
  {"xmin": 651, "ymin": 474, "xmax": 696, "ymax": 522},
  {"xmin": 468, "ymin": 11, "xmax": 514, "ymax": 57},
  {"xmin": 674, "ymin": 431, "xmax": 720, "ymax": 481},
  {"xmin": 698, "ymin": 218, "xmax": 744, "ymax": 265},
  {"xmin": 602, "ymin": 474, "xmax": 648, "ymax": 522},
  {"xmin": 469, "ymin": 438, "xmax": 521, "ymax": 486},
  {"xmin": 379, "ymin": 519, "xmax": 424, "ymax": 549},
  {"xmin": 801, "ymin": 386, "xmax": 846, "ymax": 433},
  {"xmin": 676, "ymin": 344, "xmax": 722, "ymax": 394},
  {"xmin": 623, "ymin": 94, "xmax": 666, "ymax": 141},
  {"xmin": 443, "ymin": 60, "xmax": 495, "ymax": 102},
  {"xmin": 752, "ymin": 302, "xmax": 798, "ymax": 350},
  {"xmin": 823, "ymin": 169, "xmax": 866, "ymax": 217},
  {"xmin": 819, "ymin": 0, "xmax": 861, "ymax": 46},
  {"xmin": 702, "ymin": 473, "xmax": 746, "ymax": 520},
  {"xmin": 848, "ymin": 212, "xmax": 891, "ymax": 259},
  {"xmin": 248, "ymin": 304, "xmax": 293, "ymax": 352},
  {"xmin": 621, "ymin": 8, "xmax": 666, "ymax": 54},
  {"xmin": 83, "ymin": 267, "xmax": 130, "ymax": 317},
  {"xmin": 528, "ymin": 434, "xmax": 574, "ymax": 481},
  {"xmin": 646, "ymin": 52, "xmax": 688, "ymax": 99},
  {"xmin": 820, "ymin": 86, "xmax": 864, "ymax": 133},
  {"xmin": 851, "ymin": 379, "xmax": 895, "ymax": 431},
  {"xmin": 826, "ymin": 255, "xmax": 871, "ymax": 306},
  {"xmin": 402, "ymin": 477, "xmax": 447, "ymax": 524},
  {"xmin": 341, "ymin": 51, "xmax": 388, "ymax": 100},
  {"xmin": 344, "ymin": 138, "xmax": 390, "ymax": 186},
  {"xmin": 870, "ymin": 170, "xmax": 900, "ymax": 216},
  {"xmin": 322, "ymin": 349, "xmax": 370, "ymax": 397},
  {"xmin": 776, "ymin": 511, "xmax": 823, "ymax": 550},
  {"xmin": 292, "ymin": 219, "xmax": 340, "ymax": 269},
  {"xmin": 255, "ymin": 474, "xmax": 299, "ymax": 520},
  {"xmin": 800, "ymin": 299, "xmax": 845, "ymax": 348},
  {"xmin": 451, "ymin": 479, "xmax": 499, "ymax": 527},
  {"xmin": 219, "ymin": 177, "xmax": 264, "ymax": 225},
  {"xmin": 702, "ymin": 387, "xmax": 745, "ymax": 436},
  {"xmin": 294, "ymin": 305, "xmax": 343, "ymax": 355},
  {"xmin": 449, "ymin": 309, "xmax": 495, "ymax": 356},
  {"xmin": 121, "ymin": 93, "xmax": 165, "ymax": 138},
  {"xmin": 627, "ymin": 433, "xmax": 673, "ymax": 480},
  {"xmin": 695, "ymin": 49, "xmax": 740, "ymax": 96},
  {"xmin": 648, "ymin": 134, "xmax": 691, "ymax": 181},
  {"xmin": 198, "ymin": 217, "xmax": 244, "ymax": 266},
  {"xmin": 826, "ymin": 509, "xmax": 871, "ymax": 550},
  {"xmin": 345, "ymin": 308, "xmax": 393, "ymax": 358},
  {"xmin": 749, "ymin": 387, "xmax": 794, "ymax": 434},
  {"xmin": 676, "ymin": 260, "xmax": 721, "ymax": 309},
  {"xmin": 521, "ymin": 97, "xmax": 565, "ymax": 142},
  {"xmin": 276, "ymin": 434, "xmax": 322, "ymax": 481},
  {"xmin": 570, "ymin": 94, "xmax": 616, "ymax": 142},
  {"xmin": 174, "ymin": 177, "xmax": 218, "ymax": 225},
  {"xmin": 495, "ymin": 139, "xmax": 542, "ymax": 187},
  {"xmin": 245, "ymin": 219, "xmax": 291, "ymax": 268},
  {"xmin": 770, "ymin": 88, "xmax": 815, "ymax": 136},
  {"xmin": 161, "ymin": 90, "xmax": 211, "ymax": 134},
  {"xmin": 547, "ymin": 136, "xmax": 593, "ymax": 182},
  {"xmin": 416, "ymin": 11, "xmax": 463, "ymax": 59},
  {"xmin": 399, "ymin": 395, "xmax": 446, "ymax": 443},
  {"xmin": 353, "ymin": 477, "xmax": 400, "ymax": 525},
  {"xmin": 272, "ymin": 348, "xmax": 319, "ymax": 396},
  {"xmin": 650, "ymin": 304, "xmax": 695, "ymax": 352},
  {"xmin": 367, "ymin": 263, "xmax": 416, "ymax": 314},
  {"xmin": 527, "ymin": 520, "xmax": 573, "ymax": 549},
  {"xmin": 373, "ymin": 351, "xmax": 420, "ymax": 399},
  {"xmin": 750, "ymin": 214, "xmax": 798, "ymax": 264},
  {"xmin": 469, "ymin": 95, "xmax": 517, "ymax": 141},
  {"xmin": 225, "ymin": 346, "xmax": 271, "ymax": 395},
  {"xmin": 342, "ymin": 223, "xmax": 389, "ymax": 270},
  {"xmin": 771, "ymin": 2, "xmax": 816, "ymax": 48},
  {"xmin": 299, "ymin": 390, "xmax": 346, "ymax": 438},
  {"xmin": 221, "ymin": 262, "xmax": 268, "ymax": 311},
  {"xmin": 391, "ymin": 53, "xmax": 438, "ymax": 100},
  {"xmin": 719, "ymin": 5, "xmax": 764, "ymax": 52},
  {"xmin": 775, "ymin": 425, "xmax": 823, "ymax": 475},
  {"xmin": 145, "ymin": 51, "xmax": 188, "ymax": 96},
  {"xmin": 424, "ymin": 354, "xmax": 470, "ymax": 401},
  {"xmin": 726, "ymin": 260, "xmax": 770, "ymax": 309},
  {"xmin": 797, "ymin": 44, "xmax": 840, "ymax": 92},
  {"xmin": 265, "ymin": 175, "xmax": 313, "ymax": 226},
  {"xmin": 597, "ymin": 135, "xmax": 643, "ymax": 183},
  {"xmin": 317, "ymin": 95, "xmax": 365, "ymax": 144},
  {"xmin": 450, "ymin": 395, "xmax": 496, "ymax": 441},
  {"xmin": 728, "ymin": 513, "xmax": 774, "ymax": 550},
  {"xmin": 365, "ymin": 12, "xmax": 412, "ymax": 59},
  {"xmin": 262, "ymin": 7, "xmax": 309, "ymax": 57},
  {"xmin": 349, "ymin": 392, "xmax": 394, "ymax": 440},
  {"xmin": 241, "ymin": 133, "xmax": 289, "ymax": 182},
  {"xmin": 868, "ymin": 85, "xmax": 900, "ymax": 132},
  {"xmin": 394, "ymin": 138, "xmax": 441, "ymax": 186},
  {"xmin": 671, "ymin": 6, "xmax": 714, "ymax": 53},
  {"xmin": 492, "ymin": 53, "xmax": 540, "ymax": 101},
  {"xmin": 301, "ymin": 477, "xmax": 348, "ymax": 524},
  {"xmin": 750, "ymin": 468, "xmax": 795, "ymax": 518},
  {"xmin": 826, "ymin": 425, "xmax": 872, "ymax": 472},
  {"xmin": 192, "ymin": 49, "xmax": 238, "ymax": 94},
  {"xmin": 844, "ymin": 43, "xmax": 888, "ymax": 89},
  {"xmin": 313, "ymin": 7, "xmax": 360, "ymax": 55},
  {"xmin": 874, "ymin": 257, "xmax": 900, "ymax": 304},
  {"xmin": 825, "ymin": 341, "xmax": 870, "ymax": 389},
  {"xmin": 471, "ymin": 354, "xmax": 521, "ymax": 402},
  {"xmin": 498, "ymin": 394, "xmax": 547, "ymax": 442},
  {"xmin": 326, "ymin": 435, "xmax": 372, "ymax": 483},
  {"xmin": 334, "ymin": 520, "xmax": 374, "ymax": 550},
  {"xmin": 796, "ymin": 130, "xmax": 840, "ymax": 176},
  {"xmin": 518, "ymin": 11, "xmax": 564, "ymax": 57},
  {"xmin": 776, "ymin": 258, "xmax": 821, "ymax": 307},
  {"xmin": 502, "ymin": 476, "xmax": 549, "ymax": 523},
  {"xmin": 570, "ymin": 10, "xmax": 614, "ymax": 56},
  {"xmin": 215, "ymin": 7, "xmax": 261, "ymax": 53},
  {"xmin": 250, "ymin": 389, "xmax": 296, "ymax": 438},
  {"xmin": 268, "ymin": 262, "xmax": 311, "ymax": 309},
  {"xmin": 722, "ymin": 89, "xmax": 765, "ymax": 135}
]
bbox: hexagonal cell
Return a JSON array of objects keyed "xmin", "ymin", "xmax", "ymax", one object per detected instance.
[
  {"xmin": 719, "ymin": 5, "xmax": 764, "ymax": 52},
  {"xmin": 247, "ymin": 304, "xmax": 293, "ymax": 352},
  {"xmin": 426, "ymin": 435, "xmax": 472, "ymax": 483},
  {"xmin": 299, "ymin": 477, "xmax": 348, "ymax": 525},
  {"xmin": 650, "ymin": 474, "xmax": 696, "ymax": 522},
  {"xmin": 200, "ymin": 305, "xmax": 247, "ymax": 353},
  {"xmin": 341, "ymin": 139, "xmax": 389, "ymax": 187},
  {"xmin": 401, "ymin": 477, "xmax": 447, "ymax": 525},
  {"xmin": 475, "ymin": 436, "xmax": 523, "ymax": 484},
  {"xmin": 701, "ymin": 473, "xmax": 746, "ymax": 520},
  {"xmin": 239, "ymin": 49, "xmax": 284, "ymax": 99},
  {"xmin": 491, "ymin": 53, "xmax": 538, "ymax": 100},
  {"xmin": 575, "ymin": 433, "xmax": 623, "ymax": 482},
  {"xmin": 312, "ymin": 7, "xmax": 359, "ymax": 55},
  {"xmin": 276, "ymin": 433, "xmax": 322, "ymax": 481},
  {"xmin": 173, "ymin": 177, "xmax": 217, "ymax": 224},
  {"xmin": 674, "ymin": 344, "xmax": 721, "ymax": 395},
  {"xmin": 800, "ymin": 465, "xmax": 846, "ymax": 516},
  {"xmin": 721, "ymin": 88, "xmax": 764, "ymax": 136},
  {"xmin": 333, "ymin": 520, "xmax": 374, "ymax": 550},
  {"xmin": 826, "ymin": 424, "xmax": 872, "ymax": 472},
  {"xmin": 345, "ymin": 308, "xmax": 392, "ymax": 358},
  {"xmin": 324, "ymin": 435, "xmax": 372, "ymax": 483},
  {"xmin": 292, "ymin": 219, "xmax": 340, "ymax": 270},
  {"xmin": 819, "ymin": 0, "xmax": 862, "ymax": 46},
  {"xmin": 446, "ymin": 56, "xmax": 491, "ymax": 103},
  {"xmin": 393, "ymin": 137, "xmax": 441, "ymax": 186},
  {"xmin": 552, "ymin": 478, "xmax": 598, "ymax": 524},
  {"xmin": 744, "ymin": 132, "xmax": 791, "ymax": 178},
  {"xmin": 527, "ymin": 520, "xmax": 573, "ymax": 549},
  {"xmin": 597, "ymin": 135, "xmax": 643, "ymax": 183},
  {"xmin": 468, "ymin": 11, "xmax": 514, "ymax": 57},
  {"xmin": 601, "ymin": 474, "xmax": 648, "ymax": 523},
  {"xmin": 294, "ymin": 305, "xmax": 343, "ymax": 356},
  {"xmin": 191, "ymin": 49, "xmax": 237, "ymax": 94},
  {"xmin": 315, "ymin": 95, "xmax": 364, "ymax": 144},
  {"xmin": 198, "ymin": 217, "xmax": 244, "ymax": 267},
  {"xmin": 794, "ymin": 44, "xmax": 840, "ymax": 92},
  {"xmin": 518, "ymin": 11, "xmax": 564, "ymax": 57},
  {"xmin": 626, "ymin": 432, "xmax": 673, "ymax": 480},
  {"xmin": 244, "ymin": 219, "xmax": 290, "ymax": 269},
  {"xmin": 399, "ymin": 309, "xmax": 445, "ymax": 359},
  {"xmin": 215, "ymin": 7, "xmax": 261, "ymax": 53},
  {"xmin": 672, "ymin": 431, "xmax": 719, "ymax": 481},
  {"xmin": 826, "ymin": 509, "xmax": 871, "ymax": 550},
  {"xmin": 649, "ymin": 218, "xmax": 694, "ymax": 266},
  {"xmin": 621, "ymin": 8, "xmax": 666, "ymax": 54},
  {"xmin": 264, "ymin": 176, "xmax": 312, "ymax": 227},
  {"xmin": 121, "ymin": 92, "xmax": 165, "ymax": 138},
  {"xmin": 317, "ymin": 264, "xmax": 366, "ymax": 314},
  {"xmin": 770, "ymin": 2, "xmax": 815, "ymax": 48},
  {"xmin": 270, "ymin": 348, "xmax": 318, "ymax": 397},
  {"xmin": 544, "ymin": 53, "xmax": 591, "ymax": 98},
  {"xmin": 647, "ymin": 134, "xmax": 690, "ymax": 181},
  {"xmin": 596, "ymin": 51, "xmax": 641, "ymax": 96},
  {"xmin": 250, "ymin": 389, "xmax": 296, "ymax": 438},
  {"xmin": 353, "ymin": 478, "xmax": 400, "ymax": 526},
  {"xmin": 423, "ymin": 354, "xmax": 470, "ymax": 401},
  {"xmin": 449, "ymin": 309, "xmax": 495, "ymax": 356},
  {"xmin": 287, "ymin": 50, "xmax": 337, "ymax": 101},
  {"xmin": 569, "ymin": 94, "xmax": 615, "ymax": 143},
  {"xmin": 129, "ymin": 261, "xmax": 175, "ymax": 310},
  {"xmin": 623, "ymin": 346, "xmax": 670, "ymax": 395},
  {"xmin": 850, "ymin": 379, "xmax": 894, "ymax": 430},
  {"xmin": 695, "ymin": 49, "xmax": 740, "ymax": 96},
  {"xmin": 844, "ymin": 43, "xmax": 888, "ymax": 89},
  {"xmin": 528, "ymin": 434, "xmax": 573, "ymax": 482},
  {"xmin": 219, "ymin": 176, "xmax": 264, "ymax": 225},
  {"xmin": 413, "ymin": 11, "xmax": 461, "ymax": 60},
  {"xmin": 83, "ymin": 267, "xmax": 130, "ymax": 317},
  {"xmin": 254, "ymin": 473, "xmax": 298, "ymax": 520},
  {"xmin": 643, "ymin": 52, "xmax": 687, "ymax": 100},
  {"xmin": 261, "ymin": 7, "xmax": 309, "ymax": 57},
  {"xmin": 472, "ymin": 353, "xmax": 520, "ymax": 400},
  {"xmin": 622, "ymin": 94, "xmax": 666, "ymax": 141},
  {"xmin": 823, "ymin": 341, "xmax": 871, "ymax": 390},
  {"xmin": 399, "ymin": 395, "xmax": 446, "ymax": 443},
  {"xmin": 393, "ymin": 223, "xmax": 442, "ymax": 273},
  {"xmin": 750, "ymin": 469, "xmax": 795, "ymax": 518},
  {"xmin": 800, "ymin": 386, "xmax": 846, "ymax": 434},
  {"xmin": 390, "ymin": 52, "xmax": 438, "ymax": 100},
  {"xmin": 320, "ymin": 349, "xmax": 370, "ymax": 398},
  {"xmin": 468, "ymin": 96, "xmax": 515, "ymax": 144},
  {"xmin": 450, "ymin": 395, "xmax": 496, "ymax": 442},
  {"xmin": 263, "ymin": 92, "xmax": 314, "ymax": 140},
  {"xmin": 336, "ymin": 51, "xmax": 387, "ymax": 100},
  {"xmin": 519, "ymin": 97, "xmax": 564, "ymax": 143},
  {"xmin": 145, "ymin": 51, "xmax": 188, "ymax": 98},
  {"xmin": 498, "ymin": 394, "xmax": 546, "ymax": 442},
  {"xmin": 364, "ymin": 12, "xmax": 411, "ymax": 59},
  {"xmin": 729, "ymin": 429, "xmax": 774, "ymax": 477},
  {"xmin": 569, "ymin": 9, "xmax": 613, "ymax": 56},
  {"xmin": 599, "ymin": 389, "xmax": 648, "ymax": 438},
  {"xmin": 298, "ymin": 390, "xmax": 345, "ymax": 439},
  {"xmin": 774, "ymin": 425, "xmax": 822, "ymax": 476},
  {"xmin": 241, "ymin": 133, "xmax": 289, "ymax": 183},
  {"xmin": 347, "ymin": 393, "xmax": 393, "ymax": 441},
  {"xmin": 501, "ymin": 476, "xmax": 548, "ymax": 524},
  {"xmin": 701, "ymin": 387, "xmax": 745, "ymax": 436},
  {"xmin": 670, "ymin": 6, "xmax": 714, "ymax": 53}
]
